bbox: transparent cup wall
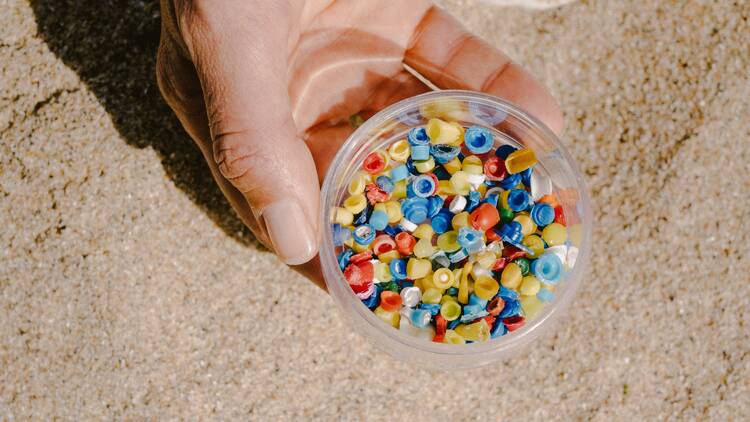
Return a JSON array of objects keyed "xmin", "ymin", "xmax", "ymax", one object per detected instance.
[{"xmin": 320, "ymin": 91, "xmax": 592, "ymax": 368}]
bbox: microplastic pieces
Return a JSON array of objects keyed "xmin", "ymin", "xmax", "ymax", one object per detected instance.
[{"xmin": 331, "ymin": 117, "xmax": 571, "ymax": 345}]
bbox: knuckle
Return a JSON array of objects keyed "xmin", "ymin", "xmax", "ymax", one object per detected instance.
[{"xmin": 213, "ymin": 133, "xmax": 269, "ymax": 190}]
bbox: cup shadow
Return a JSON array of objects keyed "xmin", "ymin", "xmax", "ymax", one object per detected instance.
[{"xmin": 30, "ymin": 0, "xmax": 259, "ymax": 249}]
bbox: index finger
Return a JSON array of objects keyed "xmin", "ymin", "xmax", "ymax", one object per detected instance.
[{"xmin": 404, "ymin": 7, "xmax": 563, "ymax": 134}]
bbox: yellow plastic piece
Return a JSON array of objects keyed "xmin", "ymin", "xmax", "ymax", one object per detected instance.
[
  {"xmin": 419, "ymin": 99, "xmax": 465, "ymax": 120},
  {"xmin": 426, "ymin": 118, "xmax": 462, "ymax": 145},
  {"xmin": 519, "ymin": 275, "xmax": 541, "ymax": 296},
  {"xmin": 374, "ymin": 262, "xmax": 393, "ymax": 283},
  {"xmin": 477, "ymin": 183, "xmax": 487, "ymax": 197},
  {"xmin": 448, "ymin": 122, "xmax": 465, "ymax": 146},
  {"xmin": 514, "ymin": 213, "xmax": 537, "ymax": 236},
  {"xmin": 500, "ymin": 262, "xmax": 523, "ymax": 289},
  {"xmin": 414, "ymin": 224, "xmax": 434, "ymax": 240},
  {"xmin": 343, "ymin": 194, "xmax": 367, "ymax": 214},
  {"xmin": 437, "ymin": 231, "xmax": 461, "ymax": 253},
  {"xmin": 388, "ymin": 139, "xmax": 410, "ymax": 162},
  {"xmin": 450, "ymin": 171, "xmax": 471, "ymax": 195},
  {"xmin": 505, "ymin": 148, "xmax": 538, "ymax": 174},
  {"xmin": 455, "ymin": 319, "xmax": 490, "ymax": 342},
  {"xmin": 406, "ymin": 258, "xmax": 431, "ymax": 279},
  {"xmin": 432, "ymin": 268, "xmax": 455, "ymax": 290},
  {"xmin": 374, "ymin": 306, "xmax": 400, "ymax": 328},
  {"xmin": 384, "ymin": 201, "xmax": 402, "ymax": 224},
  {"xmin": 458, "ymin": 262, "xmax": 472, "ymax": 304},
  {"xmin": 413, "ymin": 238, "xmax": 435, "ymax": 258},
  {"xmin": 437, "ymin": 180, "xmax": 455, "ymax": 195},
  {"xmin": 451, "ymin": 212, "xmax": 470, "ymax": 230},
  {"xmin": 499, "ymin": 190, "xmax": 510, "ymax": 209},
  {"xmin": 461, "ymin": 155, "xmax": 483, "ymax": 175},
  {"xmin": 443, "ymin": 330, "xmax": 466, "ymax": 344},
  {"xmin": 332, "ymin": 207, "xmax": 354, "ymax": 226},
  {"xmin": 351, "ymin": 241, "xmax": 370, "ymax": 253},
  {"xmin": 520, "ymin": 295, "xmax": 544, "ymax": 320},
  {"xmin": 419, "ymin": 273, "xmax": 436, "ymax": 290},
  {"xmin": 523, "ymin": 234, "xmax": 546, "ymax": 258},
  {"xmin": 440, "ymin": 300, "xmax": 462, "ymax": 321},
  {"xmin": 422, "ymin": 288, "xmax": 443, "ymax": 304},
  {"xmin": 377, "ymin": 249, "xmax": 400, "ymax": 264},
  {"xmin": 414, "ymin": 156, "xmax": 436, "ymax": 173},
  {"xmin": 542, "ymin": 223, "xmax": 568, "ymax": 246},
  {"xmin": 391, "ymin": 180, "xmax": 407, "ymax": 199},
  {"xmin": 347, "ymin": 172, "xmax": 369, "ymax": 195},
  {"xmin": 475, "ymin": 250, "xmax": 497, "ymax": 269},
  {"xmin": 443, "ymin": 157, "xmax": 462, "ymax": 175},
  {"xmin": 451, "ymin": 269, "xmax": 462, "ymax": 288},
  {"xmin": 473, "ymin": 275, "xmax": 500, "ymax": 300}
]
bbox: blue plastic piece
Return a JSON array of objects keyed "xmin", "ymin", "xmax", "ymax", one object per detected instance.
[
  {"xmin": 401, "ymin": 197, "xmax": 430, "ymax": 224},
  {"xmin": 432, "ymin": 166, "xmax": 451, "ymax": 181},
  {"xmin": 484, "ymin": 192, "xmax": 500, "ymax": 208},
  {"xmin": 498, "ymin": 299, "xmax": 521, "ymax": 318},
  {"xmin": 362, "ymin": 284, "xmax": 383, "ymax": 308},
  {"xmin": 369, "ymin": 210, "xmax": 389, "ymax": 231},
  {"xmin": 462, "ymin": 304, "xmax": 483, "ymax": 316},
  {"xmin": 431, "ymin": 209, "xmax": 453, "ymax": 234},
  {"xmin": 411, "ymin": 145, "xmax": 430, "ymax": 161},
  {"xmin": 530, "ymin": 203, "xmax": 555, "ymax": 226},
  {"xmin": 337, "ymin": 249, "xmax": 354, "ymax": 271},
  {"xmin": 430, "ymin": 144, "xmax": 461, "ymax": 164},
  {"xmin": 460, "ymin": 308, "xmax": 489, "ymax": 323},
  {"xmin": 407, "ymin": 127, "xmax": 429, "ymax": 146},
  {"xmin": 464, "ymin": 126, "xmax": 494, "ymax": 154},
  {"xmin": 419, "ymin": 303, "xmax": 441, "ymax": 316},
  {"xmin": 427, "ymin": 196, "xmax": 444, "ymax": 218},
  {"xmin": 375, "ymin": 175, "xmax": 394, "ymax": 193},
  {"xmin": 468, "ymin": 293, "xmax": 488, "ymax": 308},
  {"xmin": 389, "ymin": 259, "xmax": 407, "ymax": 280},
  {"xmin": 383, "ymin": 225, "xmax": 401, "ymax": 237},
  {"xmin": 352, "ymin": 224, "xmax": 376, "ymax": 245},
  {"xmin": 412, "ymin": 175, "xmax": 436, "ymax": 198},
  {"xmin": 448, "ymin": 248, "xmax": 469, "ymax": 263},
  {"xmin": 457, "ymin": 227, "xmax": 484, "ymax": 253},
  {"xmin": 353, "ymin": 205, "xmax": 370, "ymax": 225},
  {"xmin": 466, "ymin": 191, "xmax": 481, "ymax": 212},
  {"xmin": 448, "ymin": 318, "xmax": 461, "ymax": 330},
  {"xmin": 446, "ymin": 287, "xmax": 459, "ymax": 296},
  {"xmin": 390, "ymin": 164, "xmax": 409, "ymax": 182},
  {"xmin": 521, "ymin": 167, "xmax": 533, "ymax": 187},
  {"xmin": 498, "ymin": 286, "xmax": 519, "ymax": 301},
  {"xmin": 332, "ymin": 224, "xmax": 351, "ymax": 247},
  {"xmin": 497, "ymin": 221, "xmax": 523, "ymax": 245},
  {"xmin": 490, "ymin": 317, "xmax": 508, "ymax": 338},
  {"xmin": 398, "ymin": 280, "xmax": 415, "ymax": 289},
  {"xmin": 495, "ymin": 144, "xmax": 517, "ymax": 159},
  {"xmin": 407, "ymin": 308, "xmax": 432, "ymax": 328},
  {"xmin": 405, "ymin": 158, "xmax": 418, "ymax": 175},
  {"xmin": 537, "ymin": 288, "xmax": 555, "ymax": 303},
  {"xmin": 530, "ymin": 252, "xmax": 563, "ymax": 284},
  {"xmin": 498, "ymin": 173, "xmax": 521, "ymax": 190},
  {"xmin": 507, "ymin": 189, "xmax": 531, "ymax": 212}
]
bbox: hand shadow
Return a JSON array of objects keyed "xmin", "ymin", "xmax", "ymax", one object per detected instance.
[{"xmin": 30, "ymin": 0, "xmax": 260, "ymax": 249}]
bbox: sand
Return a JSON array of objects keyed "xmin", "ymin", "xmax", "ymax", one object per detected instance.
[{"xmin": 1, "ymin": 0, "xmax": 749, "ymax": 420}]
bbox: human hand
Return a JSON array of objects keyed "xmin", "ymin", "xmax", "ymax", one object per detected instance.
[{"xmin": 156, "ymin": 0, "xmax": 562, "ymax": 289}]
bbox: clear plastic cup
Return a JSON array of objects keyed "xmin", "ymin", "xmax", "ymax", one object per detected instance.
[{"xmin": 320, "ymin": 90, "xmax": 592, "ymax": 369}]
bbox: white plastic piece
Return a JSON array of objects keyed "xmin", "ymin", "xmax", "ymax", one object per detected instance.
[
  {"xmin": 449, "ymin": 195, "xmax": 467, "ymax": 213},
  {"xmin": 400, "ymin": 286, "xmax": 422, "ymax": 308},
  {"xmin": 399, "ymin": 219, "xmax": 418, "ymax": 232},
  {"xmin": 530, "ymin": 171, "xmax": 553, "ymax": 201},
  {"xmin": 399, "ymin": 313, "xmax": 436, "ymax": 340},
  {"xmin": 466, "ymin": 173, "xmax": 486, "ymax": 188},
  {"xmin": 485, "ymin": 187, "xmax": 504, "ymax": 198}
]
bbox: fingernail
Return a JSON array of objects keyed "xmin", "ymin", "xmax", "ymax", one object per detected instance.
[{"xmin": 261, "ymin": 199, "xmax": 317, "ymax": 265}]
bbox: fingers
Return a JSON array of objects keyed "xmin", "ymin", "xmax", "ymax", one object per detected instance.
[
  {"xmin": 404, "ymin": 6, "xmax": 564, "ymax": 135},
  {"xmin": 167, "ymin": 3, "xmax": 319, "ymax": 265}
]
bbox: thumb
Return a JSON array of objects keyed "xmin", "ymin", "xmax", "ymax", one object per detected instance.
[{"xmin": 182, "ymin": 5, "xmax": 318, "ymax": 265}]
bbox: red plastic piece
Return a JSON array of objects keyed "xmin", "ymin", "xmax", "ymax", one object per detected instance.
[
  {"xmin": 482, "ymin": 315, "xmax": 496, "ymax": 327},
  {"xmin": 483, "ymin": 156, "xmax": 507, "ymax": 181},
  {"xmin": 371, "ymin": 234, "xmax": 396, "ymax": 255},
  {"xmin": 492, "ymin": 257, "xmax": 508, "ymax": 271},
  {"xmin": 435, "ymin": 314, "xmax": 447, "ymax": 338},
  {"xmin": 395, "ymin": 232, "xmax": 416, "ymax": 256},
  {"xmin": 363, "ymin": 152, "xmax": 386, "ymax": 174},
  {"xmin": 344, "ymin": 261, "xmax": 373, "ymax": 293},
  {"xmin": 365, "ymin": 183, "xmax": 389, "ymax": 204},
  {"xmin": 379, "ymin": 291, "xmax": 402, "ymax": 312},
  {"xmin": 487, "ymin": 297, "xmax": 506, "ymax": 316},
  {"xmin": 554, "ymin": 205, "xmax": 566, "ymax": 226},
  {"xmin": 485, "ymin": 228, "xmax": 501, "ymax": 243},
  {"xmin": 470, "ymin": 203, "xmax": 500, "ymax": 232},
  {"xmin": 503, "ymin": 245, "xmax": 527, "ymax": 261},
  {"xmin": 503, "ymin": 315, "xmax": 526, "ymax": 332},
  {"xmin": 350, "ymin": 251, "xmax": 373, "ymax": 264},
  {"xmin": 432, "ymin": 335, "xmax": 445, "ymax": 343}
]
